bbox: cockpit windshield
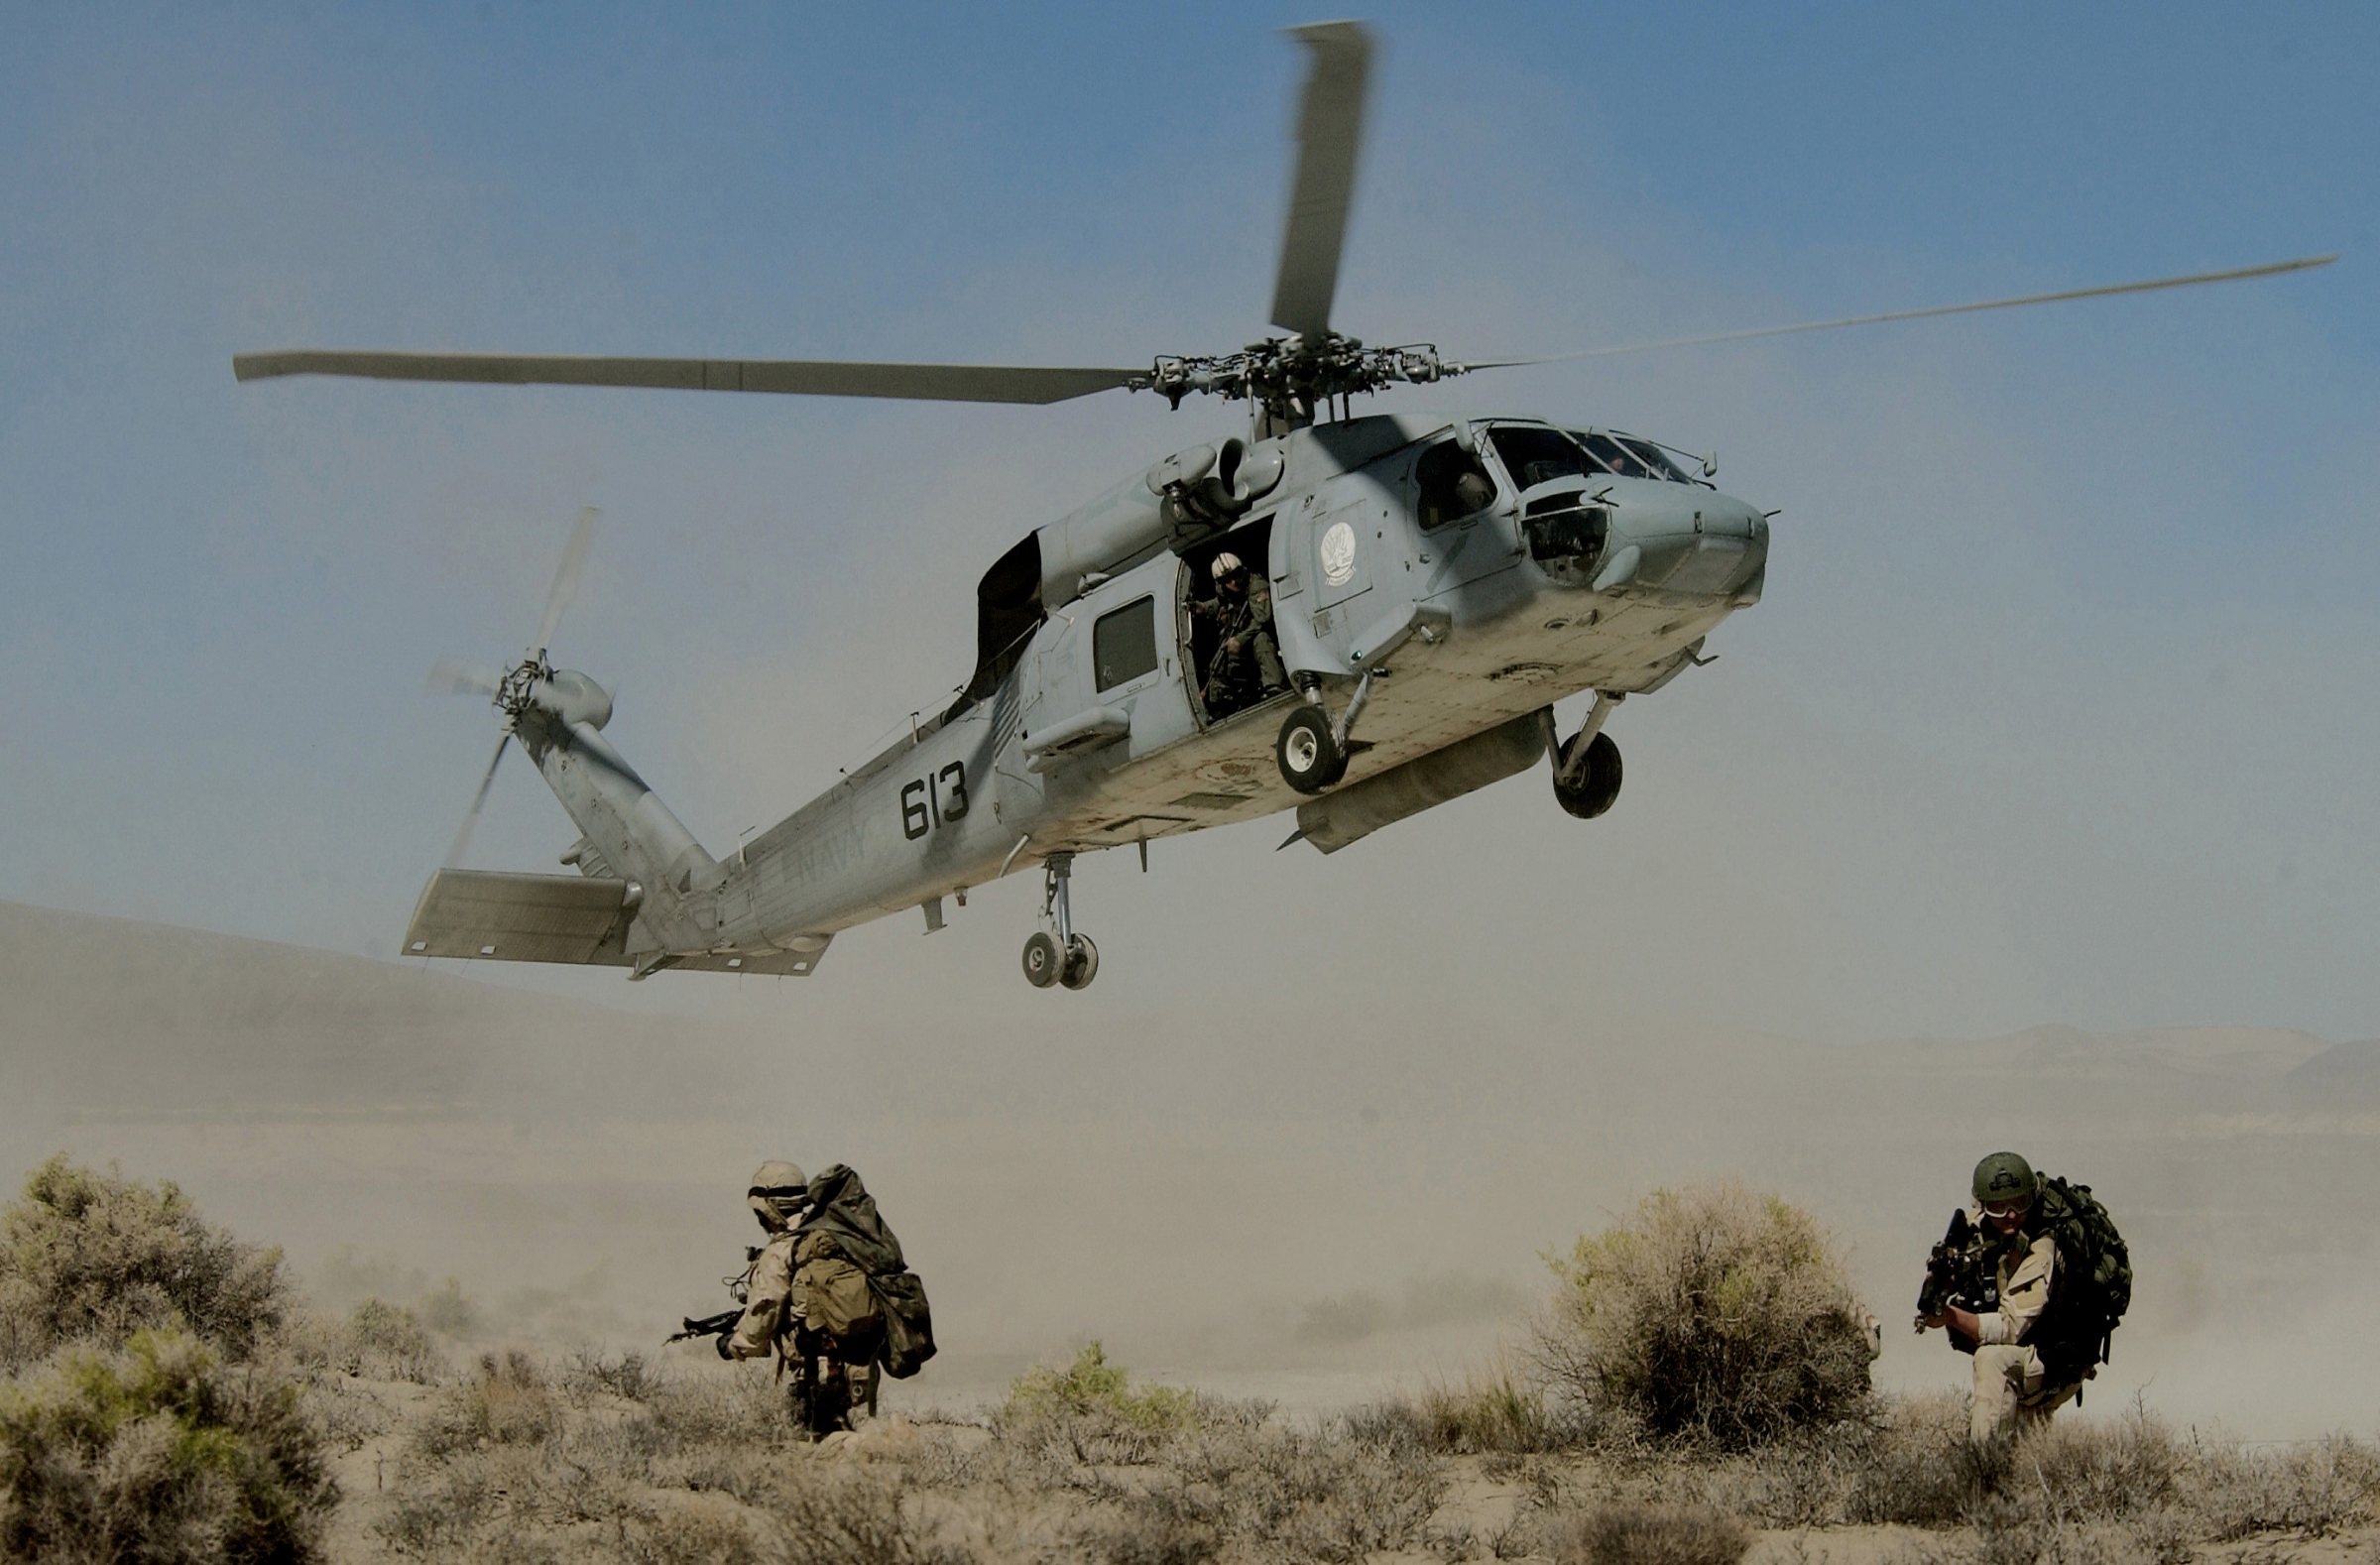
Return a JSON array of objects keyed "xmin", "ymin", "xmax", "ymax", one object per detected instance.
[
  {"xmin": 1487, "ymin": 424, "xmax": 1599, "ymax": 489},
  {"xmin": 1485, "ymin": 421, "xmax": 1702, "ymax": 488},
  {"xmin": 1570, "ymin": 429, "xmax": 1695, "ymax": 484}
]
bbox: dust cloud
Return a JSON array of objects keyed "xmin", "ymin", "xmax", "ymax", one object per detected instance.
[{"xmin": 3, "ymin": 901, "xmax": 2372, "ymax": 1436}]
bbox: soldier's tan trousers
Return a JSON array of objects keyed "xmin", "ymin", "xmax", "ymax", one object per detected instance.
[{"xmin": 1969, "ymin": 1345, "xmax": 2079, "ymax": 1446}]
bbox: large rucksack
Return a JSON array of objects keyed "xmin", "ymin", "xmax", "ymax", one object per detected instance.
[
  {"xmin": 2028, "ymin": 1174, "xmax": 2130, "ymax": 1384},
  {"xmin": 799, "ymin": 1164, "xmax": 937, "ymax": 1380}
]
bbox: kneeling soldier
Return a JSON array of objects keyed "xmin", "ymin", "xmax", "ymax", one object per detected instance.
[{"xmin": 1918, "ymin": 1150, "xmax": 2081, "ymax": 1447}]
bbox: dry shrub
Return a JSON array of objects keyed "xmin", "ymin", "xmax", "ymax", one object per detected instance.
[
  {"xmin": 644, "ymin": 1364, "xmax": 797, "ymax": 1450},
  {"xmin": 771, "ymin": 1467, "xmax": 966, "ymax": 1565},
  {"xmin": 1835, "ymin": 1389, "xmax": 1980, "ymax": 1525},
  {"xmin": 563, "ymin": 1346, "xmax": 657, "ymax": 1402},
  {"xmin": 287, "ymin": 1296, "xmax": 443, "ymax": 1384},
  {"xmin": 1003, "ymin": 1341, "xmax": 1197, "ymax": 1433},
  {"xmin": 1392, "ymin": 1364, "xmax": 1580, "ymax": 1455},
  {"xmin": 1534, "ymin": 1181, "xmax": 1875, "ymax": 1450},
  {"xmin": 0, "ymin": 1155, "xmax": 291, "ymax": 1372},
  {"xmin": 2187, "ymin": 1430, "xmax": 2380, "ymax": 1540},
  {"xmin": 998, "ymin": 1342, "xmax": 1201, "ymax": 1467},
  {"xmin": 1543, "ymin": 1503, "xmax": 1750, "ymax": 1565},
  {"xmin": 1110, "ymin": 1416, "xmax": 1446, "ymax": 1563},
  {"xmin": 416, "ymin": 1275, "xmax": 481, "ymax": 1337},
  {"xmin": 0, "ymin": 1326, "xmax": 336, "ymax": 1563},
  {"xmin": 302, "ymin": 1374, "xmax": 394, "ymax": 1454},
  {"xmin": 2011, "ymin": 1403, "xmax": 2184, "ymax": 1524},
  {"xmin": 413, "ymin": 1348, "xmax": 559, "ymax": 1457}
]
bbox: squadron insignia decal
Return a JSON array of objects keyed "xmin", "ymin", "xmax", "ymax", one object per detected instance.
[{"xmin": 1319, "ymin": 520, "xmax": 1358, "ymax": 587}]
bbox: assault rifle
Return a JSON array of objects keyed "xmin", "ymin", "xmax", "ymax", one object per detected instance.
[
  {"xmin": 1914, "ymin": 1208, "xmax": 1996, "ymax": 1354},
  {"xmin": 667, "ymin": 1252, "xmax": 761, "ymax": 1354},
  {"xmin": 667, "ymin": 1308, "xmax": 744, "ymax": 1347}
]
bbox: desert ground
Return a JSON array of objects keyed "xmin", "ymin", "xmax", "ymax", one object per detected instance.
[{"xmin": 4, "ymin": 899, "xmax": 2376, "ymax": 1561}]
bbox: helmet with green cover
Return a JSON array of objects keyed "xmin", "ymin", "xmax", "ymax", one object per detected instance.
[{"xmin": 1971, "ymin": 1151, "xmax": 2037, "ymax": 1208}]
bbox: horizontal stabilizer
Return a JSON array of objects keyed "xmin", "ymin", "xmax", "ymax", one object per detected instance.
[{"xmin": 402, "ymin": 870, "xmax": 825, "ymax": 976}]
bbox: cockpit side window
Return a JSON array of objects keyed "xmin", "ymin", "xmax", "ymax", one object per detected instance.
[
  {"xmin": 1487, "ymin": 425, "xmax": 1597, "ymax": 490},
  {"xmin": 1414, "ymin": 438, "xmax": 1497, "ymax": 530}
]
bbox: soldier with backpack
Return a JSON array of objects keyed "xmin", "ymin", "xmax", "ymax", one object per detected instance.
[
  {"xmin": 711, "ymin": 1159, "xmax": 936, "ymax": 1439},
  {"xmin": 1917, "ymin": 1150, "xmax": 2130, "ymax": 1447}
]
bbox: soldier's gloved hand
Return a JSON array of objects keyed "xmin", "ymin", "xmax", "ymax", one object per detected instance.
[{"xmin": 715, "ymin": 1334, "xmax": 735, "ymax": 1361}]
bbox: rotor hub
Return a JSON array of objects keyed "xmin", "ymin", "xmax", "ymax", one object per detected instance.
[
  {"xmin": 494, "ymin": 657, "xmax": 549, "ymax": 720},
  {"xmin": 1130, "ymin": 333, "xmax": 1468, "ymax": 428}
]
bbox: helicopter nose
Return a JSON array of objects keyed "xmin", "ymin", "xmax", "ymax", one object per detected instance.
[{"xmin": 1594, "ymin": 490, "xmax": 1767, "ymax": 603}]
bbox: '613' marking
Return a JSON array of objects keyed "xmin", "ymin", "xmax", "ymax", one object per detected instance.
[{"xmin": 900, "ymin": 763, "xmax": 969, "ymax": 840}]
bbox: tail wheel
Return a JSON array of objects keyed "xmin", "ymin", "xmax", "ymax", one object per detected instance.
[
  {"xmin": 1021, "ymin": 931, "xmax": 1062, "ymax": 988},
  {"xmin": 1059, "ymin": 934, "xmax": 1100, "ymax": 990},
  {"xmin": 1554, "ymin": 730, "xmax": 1622, "ymax": 820},
  {"xmin": 1275, "ymin": 705, "xmax": 1348, "ymax": 793}
]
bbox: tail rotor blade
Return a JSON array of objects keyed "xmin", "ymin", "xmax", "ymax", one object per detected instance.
[
  {"xmin": 443, "ymin": 732, "xmax": 512, "ymax": 868},
  {"xmin": 1268, "ymin": 21, "xmax": 1375, "ymax": 339},
  {"xmin": 427, "ymin": 659, "xmax": 501, "ymax": 698},
  {"xmin": 534, "ymin": 507, "xmax": 597, "ymax": 658}
]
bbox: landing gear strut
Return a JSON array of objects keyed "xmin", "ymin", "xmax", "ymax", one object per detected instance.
[
  {"xmin": 1274, "ymin": 669, "xmax": 1374, "ymax": 794},
  {"xmin": 1542, "ymin": 694, "xmax": 1624, "ymax": 820},
  {"xmin": 1021, "ymin": 853, "xmax": 1099, "ymax": 991}
]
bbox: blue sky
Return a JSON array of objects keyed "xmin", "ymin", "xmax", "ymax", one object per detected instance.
[{"xmin": 2, "ymin": 2, "xmax": 2373, "ymax": 1040}]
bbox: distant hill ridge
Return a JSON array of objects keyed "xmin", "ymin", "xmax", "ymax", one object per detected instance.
[{"xmin": 2, "ymin": 902, "xmax": 2367, "ymax": 1124}]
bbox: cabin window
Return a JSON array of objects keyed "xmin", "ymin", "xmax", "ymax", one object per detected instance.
[
  {"xmin": 1093, "ymin": 596, "xmax": 1160, "ymax": 690},
  {"xmin": 1414, "ymin": 439, "xmax": 1496, "ymax": 529}
]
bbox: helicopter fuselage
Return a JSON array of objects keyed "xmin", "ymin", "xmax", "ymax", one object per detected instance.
[{"xmin": 654, "ymin": 411, "xmax": 1768, "ymax": 967}]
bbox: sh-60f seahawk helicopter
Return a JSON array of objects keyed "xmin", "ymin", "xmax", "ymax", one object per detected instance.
[{"xmin": 235, "ymin": 22, "xmax": 2330, "ymax": 990}]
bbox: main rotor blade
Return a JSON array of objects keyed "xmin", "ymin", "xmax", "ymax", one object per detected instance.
[
  {"xmin": 233, "ymin": 351, "xmax": 1145, "ymax": 405},
  {"xmin": 1267, "ymin": 21, "xmax": 1375, "ymax": 339},
  {"xmin": 1469, "ymin": 253, "xmax": 2339, "ymax": 369},
  {"xmin": 427, "ymin": 659, "xmax": 501, "ymax": 698},
  {"xmin": 535, "ymin": 507, "xmax": 597, "ymax": 659},
  {"xmin": 443, "ymin": 732, "xmax": 511, "ymax": 869}
]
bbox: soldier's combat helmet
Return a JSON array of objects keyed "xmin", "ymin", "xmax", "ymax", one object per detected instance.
[
  {"xmin": 748, "ymin": 1160, "xmax": 809, "ymax": 1230},
  {"xmin": 1971, "ymin": 1150, "xmax": 2037, "ymax": 1207}
]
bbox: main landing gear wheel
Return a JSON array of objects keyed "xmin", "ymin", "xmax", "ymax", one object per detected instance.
[
  {"xmin": 1553, "ymin": 730, "xmax": 1623, "ymax": 820},
  {"xmin": 1275, "ymin": 705, "xmax": 1348, "ymax": 793},
  {"xmin": 1023, "ymin": 851, "xmax": 1100, "ymax": 991}
]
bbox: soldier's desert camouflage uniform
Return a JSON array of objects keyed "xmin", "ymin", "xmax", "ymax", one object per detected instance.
[
  {"xmin": 726, "ymin": 1158, "xmax": 842, "ymax": 1363},
  {"xmin": 1963, "ymin": 1205, "xmax": 2078, "ymax": 1445}
]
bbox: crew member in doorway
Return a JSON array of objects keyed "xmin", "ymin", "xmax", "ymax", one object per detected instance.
[{"xmin": 1194, "ymin": 551, "xmax": 1285, "ymax": 719}]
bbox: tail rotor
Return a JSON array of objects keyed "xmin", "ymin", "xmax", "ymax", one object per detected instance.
[{"xmin": 426, "ymin": 508, "xmax": 602, "ymax": 865}]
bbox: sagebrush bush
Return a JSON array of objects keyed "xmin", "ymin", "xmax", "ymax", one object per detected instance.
[
  {"xmin": 562, "ymin": 1345, "xmax": 657, "ymax": 1402},
  {"xmin": 0, "ymin": 1155, "xmax": 291, "ymax": 1371},
  {"xmin": 1353, "ymin": 1365, "xmax": 1585, "ymax": 1457},
  {"xmin": 412, "ymin": 1349, "xmax": 559, "ymax": 1457},
  {"xmin": 1534, "ymin": 1181, "xmax": 1875, "ymax": 1450},
  {"xmin": 996, "ymin": 1341, "xmax": 1206, "ymax": 1467},
  {"xmin": 2187, "ymin": 1429, "xmax": 2380, "ymax": 1540},
  {"xmin": 1002, "ymin": 1341, "xmax": 1197, "ymax": 1433},
  {"xmin": 291, "ymin": 1296, "xmax": 444, "ymax": 1384},
  {"xmin": 1100, "ymin": 1418, "xmax": 1445, "ymax": 1564},
  {"xmin": 0, "ymin": 1326, "xmax": 336, "ymax": 1563},
  {"xmin": 1543, "ymin": 1503, "xmax": 1751, "ymax": 1565}
]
